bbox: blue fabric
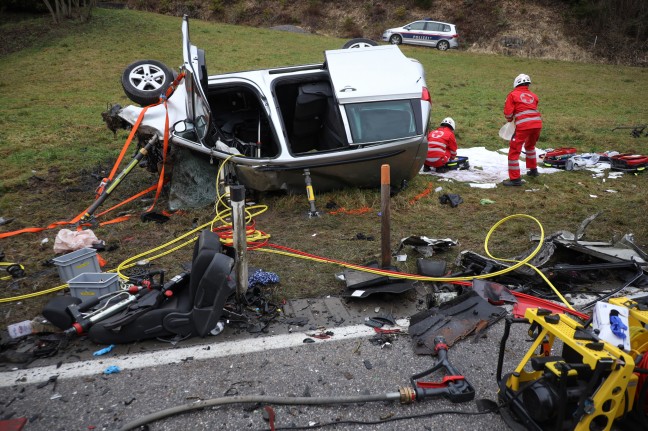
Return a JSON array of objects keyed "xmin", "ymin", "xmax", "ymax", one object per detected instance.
[
  {"xmin": 248, "ymin": 269, "xmax": 279, "ymax": 288},
  {"xmin": 93, "ymin": 344, "xmax": 115, "ymax": 356},
  {"xmin": 104, "ymin": 365, "xmax": 121, "ymax": 374},
  {"xmin": 609, "ymin": 315, "xmax": 627, "ymax": 339}
]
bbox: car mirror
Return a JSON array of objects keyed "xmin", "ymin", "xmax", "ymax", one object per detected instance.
[
  {"xmin": 404, "ymin": 26, "xmax": 410, "ymax": 30},
  {"xmin": 174, "ymin": 121, "xmax": 187, "ymax": 133}
]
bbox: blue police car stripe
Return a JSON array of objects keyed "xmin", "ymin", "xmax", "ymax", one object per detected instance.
[{"xmin": 403, "ymin": 32, "xmax": 443, "ymax": 41}]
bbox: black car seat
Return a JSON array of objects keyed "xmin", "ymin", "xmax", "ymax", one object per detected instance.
[{"xmin": 88, "ymin": 230, "xmax": 235, "ymax": 344}]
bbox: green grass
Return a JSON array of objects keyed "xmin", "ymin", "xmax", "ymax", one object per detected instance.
[{"xmin": 0, "ymin": 8, "xmax": 647, "ymax": 324}]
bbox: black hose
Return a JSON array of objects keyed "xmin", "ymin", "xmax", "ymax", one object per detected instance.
[
  {"xmin": 580, "ymin": 263, "xmax": 644, "ymax": 311},
  {"xmin": 118, "ymin": 392, "xmax": 401, "ymax": 430}
]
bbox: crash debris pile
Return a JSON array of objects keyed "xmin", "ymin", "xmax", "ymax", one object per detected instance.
[{"xmin": 2, "ymin": 210, "xmax": 648, "ymax": 431}]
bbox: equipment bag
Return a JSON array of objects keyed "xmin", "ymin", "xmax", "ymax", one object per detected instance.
[
  {"xmin": 542, "ymin": 147, "xmax": 577, "ymax": 169},
  {"xmin": 610, "ymin": 153, "xmax": 648, "ymax": 172}
]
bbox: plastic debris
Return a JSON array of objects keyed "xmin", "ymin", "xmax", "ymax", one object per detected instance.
[
  {"xmin": 104, "ymin": 365, "xmax": 121, "ymax": 374},
  {"xmin": 7, "ymin": 320, "xmax": 32, "ymax": 339},
  {"xmin": 439, "ymin": 193, "xmax": 463, "ymax": 208},
  {"xmin": 53, "ymin": 229, "xmax": 99, "ymax": 254},
  {"xmin": 93, "ymin": 345, "xmax": 115, "ymax": 356},
  {"xmin": 609, "ymin": 315, "xmax": 628, "ymax": 339},
  {"xmin": 479, "ymin": 199, "xmax": 495, "ymax": 205},
  {"xmin": 209, "ymin": 321, "xmax": 225, "ymax": 336}
]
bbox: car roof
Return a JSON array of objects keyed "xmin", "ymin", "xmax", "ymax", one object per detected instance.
[{"xmin": 414, "ymin": 19, "xmax": 454, "ymax": 25}]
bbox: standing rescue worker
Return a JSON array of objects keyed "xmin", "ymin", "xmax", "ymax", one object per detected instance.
[
  {"xmin": 424, "ymin": 117, "xmax": 458, "ymax": 171},
  {"xmin": 502, "ymin": 74, "xmax": 543, "ymax": 186}
]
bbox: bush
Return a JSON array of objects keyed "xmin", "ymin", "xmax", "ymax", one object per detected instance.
[
  {"xmin": 341, "ymin": 17, "xmax": 363, "ymax": 38},
  {"xmin": 411, "ymin": 0, "xmax": 432, "ymax": 9},
  {"xmin": 394, "ymin": 6, "xmax": 407, "ymax": 21}
]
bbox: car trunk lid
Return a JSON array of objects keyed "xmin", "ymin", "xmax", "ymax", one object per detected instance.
[{"xmin": 325, "ymin": 45, "xmax": 424, "ymax": 104}]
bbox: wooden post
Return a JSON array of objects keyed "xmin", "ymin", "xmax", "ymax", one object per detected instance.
[{"xmin": 380, "ymin": 164, "xmax": 391, "ymax": 268}]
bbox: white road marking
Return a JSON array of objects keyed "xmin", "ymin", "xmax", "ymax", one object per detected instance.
[{"xmin": 0, "ymin": 323, "xmax": 405, "ymax": 387}]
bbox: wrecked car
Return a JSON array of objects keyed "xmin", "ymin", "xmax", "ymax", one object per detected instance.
[{"xmin": 109, "ymin": 16, "xmax": 431, "ymax": 193}]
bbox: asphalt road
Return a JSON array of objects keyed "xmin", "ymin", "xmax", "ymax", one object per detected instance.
[{"xmin": 0, "ymin": 292, "xmax": 535, "ymax": 431}]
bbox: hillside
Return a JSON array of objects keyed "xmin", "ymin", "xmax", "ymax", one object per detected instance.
[{"xmin": 114, "ymin": 0, "xmax": 647, "ymax": 66}]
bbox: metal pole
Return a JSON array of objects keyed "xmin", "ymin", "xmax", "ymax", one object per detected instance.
[
  {"xmin": 303, "ymin": 169, "xmax": 320, "ymax": 218},
  {"xmin": 230, "ymin": 185, "xmax": 248, "ymax": 301},
  {"xmin": 380, "ymin": 164, "xmax": 391, "ymax": 268}
]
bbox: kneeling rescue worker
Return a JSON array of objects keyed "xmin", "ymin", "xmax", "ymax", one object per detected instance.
[
  {"xmin": 424, "ymin": 117, "xmax": 458, "ymax": 171},
  {"xmin": 502, "ymin": 73, "xmax": 543, "ymax": 186}
]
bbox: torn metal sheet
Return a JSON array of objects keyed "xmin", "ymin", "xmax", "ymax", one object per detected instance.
[
  {"xmin": 575, "ymin": 211, "xmax": 602, "ymax": 240},
  {"xmin": 471, "ymin": 280, "xmax": 517, "ymax": 304},
  {"xmin": 552, "ymin": 233, "xmax": 647, "ymax": 266},
  {"xmin": 510, "ymin": 241, "xmax": 557, "ymax": 277},
  {"xmin": 396, "ymin": 236, "xmax": 458, "ymax": 258},
  {"xmin": 456, "ymin": 250, "xmax": 538, "ymax": 283},
  {"xmin": 342, "ymin": 268, "xmax": 391, "ymax": 289},
  {"xmin": 409, "ymin": 291, "xmax": 507, "ymax": 355},
  {"xmin": 343, "ymin": 280, "xmax": 416, "ymax": 298},
  {"xmin": 531, "ymin": 212, "xmax": 648, "ymax": 268}
]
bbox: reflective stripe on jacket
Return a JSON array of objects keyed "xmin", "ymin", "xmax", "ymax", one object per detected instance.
[
  {"xmin": 504, "ymin": 86, "xmax": 542, "ymax": 130},
  {"xmin": 425, "ymin": 126, "xmax": 457, "ymax": 166}
]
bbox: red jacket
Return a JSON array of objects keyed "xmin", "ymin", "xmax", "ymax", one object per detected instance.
[
  {"xmin": 425, "ymin": 126, "xmax": 457, "ymax": 167},
  {"xmin": 504, "ymin": 85, "xmax": 542, "ymax": 130}
]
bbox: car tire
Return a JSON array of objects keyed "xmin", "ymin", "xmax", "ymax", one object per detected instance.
[
  {"xmin": 342, "ymin": 38, "xmax": 379, "ymax": 49},
  {"xmin": 437, "ymin": 40, "xmax": 450, "ymax": 51},
  {"xmin": 389, "ymin": 34, "xmax": 402, "ymax": 45},
  {"xmin": 121, "ymin": 59, "xmax": 175, "ymax": 106}
]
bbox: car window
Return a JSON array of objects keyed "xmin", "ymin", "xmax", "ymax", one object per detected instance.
[
  {"xmin": 442, "ymin": 24, "xmax": 451, "ymax": 32},
  {"xmin": 345, "ymin": 100, "xmax": 417, "ymax": 143},
  {"xmin": 426, "ymin": 22, "xmax": 441, "ymax": 32},
  {"xmin": 409, "ymin": 22, "xmax": 427, "ymax": 31}
]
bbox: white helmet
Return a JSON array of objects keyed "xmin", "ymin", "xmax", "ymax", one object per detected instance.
[
  {"xmin": 440, "ymin": 117, "xmax": 455, "ymax": 131},
  {"xmin": 514, "ymin": 73, "xmax": 531, "ymax": 88}
]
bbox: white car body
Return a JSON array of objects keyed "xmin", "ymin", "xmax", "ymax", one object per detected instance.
[
  {"xmin": 116, "ymin": 16, "xmax": 432, "ymax": 193},
  {"xmin": 382, "ymin": 19, "xmax": 459, "ymax": 51}
]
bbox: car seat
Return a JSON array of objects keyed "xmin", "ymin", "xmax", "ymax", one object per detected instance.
[{"xmin": 88, "ymin": 229, "xmax": 235, "ymax": 344}]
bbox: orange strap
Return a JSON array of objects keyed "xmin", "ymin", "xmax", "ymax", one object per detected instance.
[
  {"xmin": 145, "ymin": 100, "xmax": 170, "ymax": 213},
  {"xmin": 328, "ymin": 206, "xmax": 372, "ymax": 216},
  {"xmin": 109, "ymin": 104, "xmax": 155, "ymax": 181},
  {"xmin": 409, "ymin": 182, "xmax": 434, "ymax": 204},
  {"xmin": 0, "ymin": 74, "xmax": 186, "ymax": 239}
]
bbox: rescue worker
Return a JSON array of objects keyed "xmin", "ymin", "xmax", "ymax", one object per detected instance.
[
  {"xmin": 424, "ymin": 117, "xmax": 457, "ymax": 171},
  {"xmin": 502, "ymin": 73, "xmax": 543, "ymax": 186}
]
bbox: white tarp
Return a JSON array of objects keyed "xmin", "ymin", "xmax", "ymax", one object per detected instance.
[{"xmin": 420, "ymin": 146, "xmax": 617, "ymax": 186}]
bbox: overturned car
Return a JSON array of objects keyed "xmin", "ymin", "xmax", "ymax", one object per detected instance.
[{"xmin": 108, "ymin": 16, "xmax": 431, "ymax": 194}]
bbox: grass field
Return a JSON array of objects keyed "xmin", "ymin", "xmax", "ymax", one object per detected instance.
[{"xmin": 1, "ymin": 8, "xmax": 647, "ymax": 327}]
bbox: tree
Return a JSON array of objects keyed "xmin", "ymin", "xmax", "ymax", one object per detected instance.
[{"xmin": 42, "ymin": 0, "xmax": 97, "ymax": 24}]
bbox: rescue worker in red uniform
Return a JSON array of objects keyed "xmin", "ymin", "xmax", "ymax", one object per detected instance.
[
  {"xmin": 424, "ymin": 117, "xmax": 457, "ymax": 171},
  {"xmin": 502, "ymin": 74, "xmax": 543, "ymax": 186}
]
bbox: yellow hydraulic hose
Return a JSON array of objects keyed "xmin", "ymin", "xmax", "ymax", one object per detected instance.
[
  {"xmin": 0, "ymin": 213, "xmax": 572, "ymax": 309},
  {"xmin": 257, "ymin": 213, "xmax": 574, "ymax": 310}
]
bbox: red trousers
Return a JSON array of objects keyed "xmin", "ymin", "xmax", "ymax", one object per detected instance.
[{"xmin": 508, "ymin": 127, "xmax": 541, "ymax": 180}]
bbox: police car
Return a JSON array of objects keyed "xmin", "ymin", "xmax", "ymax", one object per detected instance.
[{"xmin": 382, "ymin": 19, "xmax": 459, "ymax": 51}]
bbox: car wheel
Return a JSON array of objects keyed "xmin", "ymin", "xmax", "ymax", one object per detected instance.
[
  {"xmin": 342, "ymin": 38, "xmax": 379, "ymax": 49},
  {"xmin": 389, "ymin": 34, "xmax": 402, "ymax": 45},
  {"xmin": 437, "ymin": 40, "xmax": 450, "ymax": 51},
  {"xmin": 121, "ymin": 59, "xmax": 174, "ymax": 106}
]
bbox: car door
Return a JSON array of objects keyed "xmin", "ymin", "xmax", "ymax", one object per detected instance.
[
  {"xmin": 181, "ymin": 15, "xmax": 212, "ymax": 147},
  {"xmin": 403, "ymin": 21, "xmax": 428, "ymax": 46},
  {"xmin": 425, "ymin": 22, "xmax": 443, "ymax": 47}
]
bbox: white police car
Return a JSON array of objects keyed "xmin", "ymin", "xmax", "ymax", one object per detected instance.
[{"xmin": 382, "ymin": 19, "xmax": 459, "ymax": 51}]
